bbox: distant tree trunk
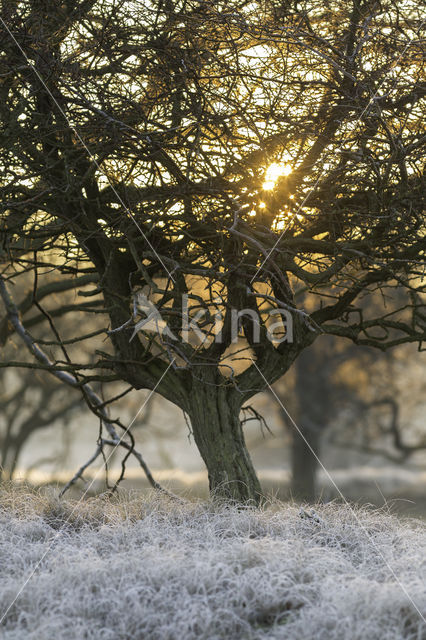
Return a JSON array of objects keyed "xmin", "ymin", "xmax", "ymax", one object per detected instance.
[
  {"xmin": 291, "ymin": 420, "xmax": 320, "ymax": 502},
  {"xmin": 187, "ymin": 376, "xmax": 263, "ymax": 504},
  {"xmin": 288, "ymin": 348, "xmax": 330, "ymax": 502},
  {"xmin": 0, "ymin": 424, "xmax": 19, "ymax": 480},
  {"xmin": 1, "ymin": 430, "xmax": 30, "ymax": 480}
]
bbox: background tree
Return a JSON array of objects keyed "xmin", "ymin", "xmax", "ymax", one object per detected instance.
[
  {"xmin": 274, "ymin": 333, "xmax": 425, "ymax": 502},
  {"xmin": 274, "ymin": 338, "xmax": 349, "ymax": 502},
  {"xmin": 0, "ymin": 365, "xmax": 80, "ymax": 480},
  {"xmin": 327, "ymin": 345, "xmax": 426, "ymax": 465},
  {"xmin": 0, "ymin": 0, "xmax": 424, "ymax": 503}
]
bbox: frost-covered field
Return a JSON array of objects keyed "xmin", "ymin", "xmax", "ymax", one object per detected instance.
[{"xmin": 0, "ymin": 485, "xmax": 425, "ymax": 640}]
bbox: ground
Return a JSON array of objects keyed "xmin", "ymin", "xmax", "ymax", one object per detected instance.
[{"xmin": 0, "ymin": 484, "xmax": 425, "ymax": 639}]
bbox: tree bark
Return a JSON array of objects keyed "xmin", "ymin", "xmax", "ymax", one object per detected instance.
[{"xmin": 187, "ymin": 378, "xmax": 263, "ymax": 504}]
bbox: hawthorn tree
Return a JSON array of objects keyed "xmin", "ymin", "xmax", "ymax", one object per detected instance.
[{"xmin": 0, "ymin": 0, "xmax": 424, "ymax": 502}]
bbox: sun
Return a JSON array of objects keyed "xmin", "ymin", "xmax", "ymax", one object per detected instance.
[{"xmin": 262, "ymin": 162, "xmax": 292, "ymax": 190}]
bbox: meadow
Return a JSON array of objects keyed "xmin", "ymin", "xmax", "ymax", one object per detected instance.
[{"xmin": 0, "ymin": 484, "xmax": 425, "ymax": 639}]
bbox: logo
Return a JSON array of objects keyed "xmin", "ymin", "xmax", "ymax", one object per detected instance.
[{"xmin": 130, "ymin": 293, "xmax": 293, "ymax": 345}]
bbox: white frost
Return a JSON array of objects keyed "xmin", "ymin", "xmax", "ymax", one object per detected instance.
[{"xmin": 0, "ymin": 485, "xmax": 425, "ymax": 639}]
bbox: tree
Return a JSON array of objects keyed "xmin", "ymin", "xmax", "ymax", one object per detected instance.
[
  {"xmin": 327, "ymin": 345, "xmax": 426, "ymax": 465},
  {"xmin": 0, "ymin": 0, "xmax": 424, "ymax": 503},
  {"xmin": 0, "ymin": 364, "xmax": 80, "ymax": 480},
  {"xmin": 274, "ymin": 341, "xmax": 341, "ymax": 502},
  {"xmin": 274, "ymin": 334, "xmax": 424, "ymax": 502}
]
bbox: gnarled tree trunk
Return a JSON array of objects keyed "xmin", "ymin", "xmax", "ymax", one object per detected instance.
[{"xmin": 187, "ymin": 378, "xmax": 262, "ymax": 504}]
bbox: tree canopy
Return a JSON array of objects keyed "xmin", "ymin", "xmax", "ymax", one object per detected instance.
[{"xmin": 0, "ymin": 0, "xmax": 424, "ymax": 501}]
